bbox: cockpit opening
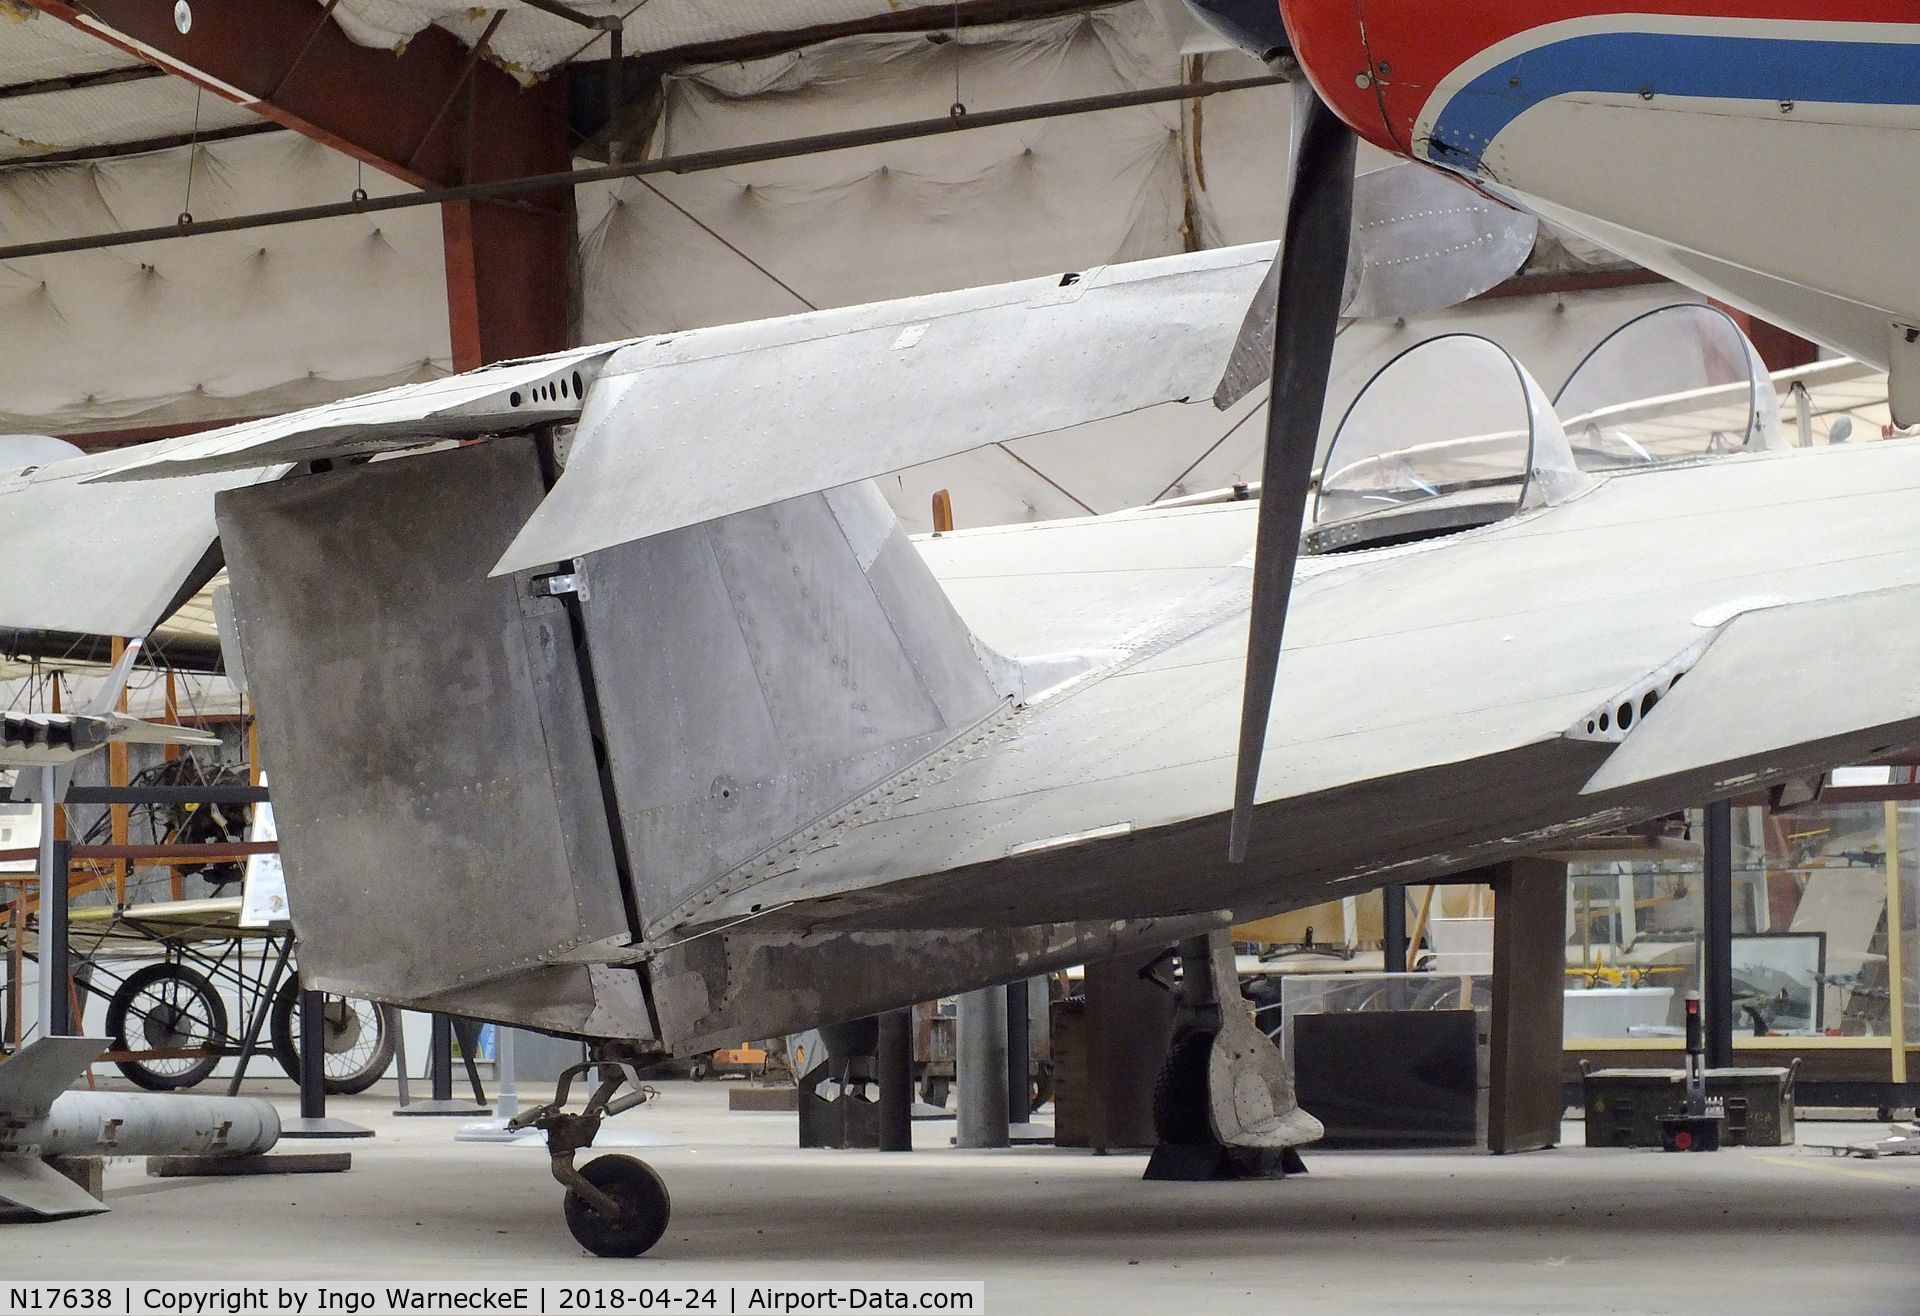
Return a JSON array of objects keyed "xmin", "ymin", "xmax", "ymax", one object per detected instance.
[
  {"xmin": 1555, "ymin": 303, "xmax": 1786, "ymax": 471},
  {"xmin": 1307, "ymin": 334, "xmax": 1579, "ymax": 554}
]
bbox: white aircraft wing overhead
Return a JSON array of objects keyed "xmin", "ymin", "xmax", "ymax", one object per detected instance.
[
  {"xmin": 88, "ymin": 344, "xmax": 631, "ymax": 482},
  {"xmin": 0, "ymin": 447, "xmax": 274, "ymax": 636},
  {"xmin": 1579, "ymin": 584, "xmax": 1920, "ymax": 797},
  {"xmin": 491, "ymin": 242, "xmax": 1278, "ymax": 575}
]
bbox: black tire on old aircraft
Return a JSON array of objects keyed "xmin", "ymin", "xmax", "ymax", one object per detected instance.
[{"xmin": 563, "ymin": 1154, "xmax": 673, "ymax": 1258}]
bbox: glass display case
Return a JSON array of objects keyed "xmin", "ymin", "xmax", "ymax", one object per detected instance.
[{"xmin": 1560, "ymin": 792, "xmax": 1916, "ymax": 1096}]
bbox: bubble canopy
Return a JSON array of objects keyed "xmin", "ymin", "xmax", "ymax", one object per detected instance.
[
  {"xmin": 1555, "ymin": 304, "xmax": 1785, "ymax": 471},
  {"xmin": 1309, "ymin": 335, "xmax": 1582, "ymax": 552}
]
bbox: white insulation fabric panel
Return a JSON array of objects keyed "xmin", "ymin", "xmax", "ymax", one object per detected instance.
[
  {"xmin": 0, "ymin": 8, "xmax": 134, "ymax": 83},
  {"xmin": 0, "ymin": 78, "xmax": 261, "ymax": 161},
  {"xmin": 326, "ymin": 0, "xmax": 919, "ymax": 73},
  {"xmin": 0, "ymin": 132, "xmax": 455, "ymax": 433}
]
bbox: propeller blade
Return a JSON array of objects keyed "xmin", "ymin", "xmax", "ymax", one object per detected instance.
[{"xmin": 1229, "ymin": 86, "xmax": 1357, "ymax": 863}]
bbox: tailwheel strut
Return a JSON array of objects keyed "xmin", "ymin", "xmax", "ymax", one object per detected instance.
[{"xmin": 509, "ymin": 1058, "xmax": 668, "ymax": 1257}]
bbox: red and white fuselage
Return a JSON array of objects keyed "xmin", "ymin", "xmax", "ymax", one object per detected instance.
[{"xmin": 1280, "ymin": 2, "xmax": 1920, "ymax": 415}]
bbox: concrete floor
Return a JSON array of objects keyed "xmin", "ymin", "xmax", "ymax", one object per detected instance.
[{"xmin": 7, "ymin": 1080, "xmax": 1916, "ymax": 1315}]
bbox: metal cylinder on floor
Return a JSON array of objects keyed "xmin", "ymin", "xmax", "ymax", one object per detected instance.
[
  {"xmin": 956, "ymin": 985, "xmax": 1010, "ymax": 1148},
  {"xmin": 7, "ymin": 1091, "xmax": 280, "ymax": 1160}
]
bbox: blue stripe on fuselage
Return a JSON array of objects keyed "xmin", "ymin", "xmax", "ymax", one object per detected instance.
[{"xmin": 1426, "ymin": 31, "xmax": 1920, "ymax": 172}]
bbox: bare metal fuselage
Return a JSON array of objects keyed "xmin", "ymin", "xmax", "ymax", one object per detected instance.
[{"xmin": 221, "ymin": 432, "xmax": 1920, "ymax": 1054}]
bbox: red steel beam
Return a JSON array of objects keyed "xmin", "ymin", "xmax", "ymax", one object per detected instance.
[{"xmin": 19, "ymin": 0, "xmax": 575, "ymax": 366}]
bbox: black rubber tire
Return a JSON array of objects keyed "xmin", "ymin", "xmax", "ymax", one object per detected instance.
[
  {"xmin": 687, "ymin": 1058, "xmax": 710, "ymax": 1082},
  {"xmin": 105, "ymin": 962, "xmax": 227, "ymax": 1091},
  {"xmin": 563, "ymin": 1155, "xmax": 672, "ymax": 1259},
  {"xmin": 1151, "ymin": 1030, "xmax": 1216, "ymax": 1146},
  {"xmin": 269, "ymin": 977, "xmax": 399, "ymax": 1096}
]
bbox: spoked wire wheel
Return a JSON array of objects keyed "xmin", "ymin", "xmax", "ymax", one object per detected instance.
[
  {"xmin": 104, "ymin": 962, "xmax": 227, "ymax": 1091},
  {"xmin": 270, "ymin": 976, "xmax": 399, "ymax": 1095}
]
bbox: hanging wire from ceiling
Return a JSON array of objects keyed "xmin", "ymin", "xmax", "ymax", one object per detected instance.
[
  {"xmin": 949, "ymin": 0, "xmax": 966, "ymax": 120},
  {"xmin": 177, "ymin": 85, "xmax": 201, "ymax": 226}
]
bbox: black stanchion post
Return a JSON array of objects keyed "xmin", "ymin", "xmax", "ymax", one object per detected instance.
[
  {"xmin": 282, "ymin": 981, "xmax": 373, "ymax": 1138},
  {"xmin": 1382, "ymin": 883, "xmax": 1407, "ymax": 974},
  {"xmin": 300, "ymin": 987, "xmax": 326, "ymax": 1122},
  {"xmin": 1006, "ymin": 983, "xmax": 1031, "ymax": 1125},
  {"xmin": 877, "ymin": 1009, "xmax": 913, "ymax": 1152},
  {"xmin": 395, "ymin": 1012, "xmax": 489, "ymax": 1116},
  {"xmin": 45, "ymin": 839, "xmax": 71, "ymax": 1035},
  {"xmin": 1702, "ymin": 800, "xmax": 1735, "ymax": 1069},
  {"xmin": 432, "ymin": 1014, "xmax": 454, "ymax": 1102}
]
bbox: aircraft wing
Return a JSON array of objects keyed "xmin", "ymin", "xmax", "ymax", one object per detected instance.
[
  {"xmin": 662, "ymin": 440, "xmax": 1920, "ymax": 937},
  {"xmin": 88, "ymin": 344, "xmax": 631, "ymax": 482},
  {"xmin": 1578, "ymin": 585, "xmax": 1920, "ymax": 797},
  {"xmin": 490, "ymin": 243, "xmax": 1276, "ymax": 573},
  {"xmin": 9, "ymin": 244, "xmax": 1275, "ymax": 639},
  {"xmin": 0, "ymin": 447, "xmax": 273, "ymax": 637}
]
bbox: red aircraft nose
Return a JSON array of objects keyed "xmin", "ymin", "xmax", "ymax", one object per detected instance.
[{"xmin": 1279, "ymin": 0, "xmax": 1407, "ymax": 155}]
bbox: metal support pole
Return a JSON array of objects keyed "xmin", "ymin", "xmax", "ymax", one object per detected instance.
[
  {"xmin": 1885, "ymin": 802, "xmax": 1909, "ymax": 1085},
  {"xmin": 955, "ymin": 985, "xmax": 1009, "ymax": 1148},
  {"xmin": 397, "ymin": 1012, "xmax": 489, "ymax": 1116},
  {"xmin": 1702, "ymin": 800, "xmax": 1735, "ymax": 1069},
  {"xmin": 392, "ymin": 1016, "xmax": 411, "ymax": 1107},
  {"xmin": 454, "ymin": 1017, "xmax": 490, "ymax": 1105},
  {"xmin": 227, "ymin": 933, "xmax": 294, "ymax": 1094},
  {"xmin": 1381, "ymin": 883, "xmax": 1407, "ymax": 974},
  {"xmin": 1006, "ymin": 980, "xmax": 1031, "ymax": 1125},
  {"xmin": 453, "ymin": 1022, "xmax": 522, "ymax": 1142},
  {"xmin": 44, "ymin": 838, "xmax": 71, "ymax": 1035},
  {"xmin": 432, "ymin": 1013, "xmax": 455, "ymax": 1102},
  {"xmin": 281, "ymin": 983, "xmax": 373, "ymax": 1138},
  {"xmin": 876, "ymin": 1009, "xmax": 913, "ymax": 1152},
  {"xmin": 495, "ymin": 1025, "xmax": 519, "ymax": 1122},
  {"xmin": 299, "ymin": 988, "xmax": 326, "ymax": 1121},
  {"xmin": 32, "ymin": 769, "xmax": 57, "ymax": 1037}
]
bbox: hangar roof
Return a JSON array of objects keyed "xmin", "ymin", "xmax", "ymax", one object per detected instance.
[{"xmin": 0, "ymin": 1, "xmax": 1119, "ymax": 166}]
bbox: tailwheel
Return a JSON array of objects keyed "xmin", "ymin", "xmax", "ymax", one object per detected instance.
[
  {"xmin": 562, "ymin": 1154, "xmax": 672, "ymax": 1258},
  {"xmin": 508, "ymin": 1052, "xmax": 666, "ymax": 1258}
]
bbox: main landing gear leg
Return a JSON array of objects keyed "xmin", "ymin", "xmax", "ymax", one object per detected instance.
[
  {"xmin": 1144, "ymin": 931, "xmax": 1323, "ymax": 1181},
  {"xmin": 510, "ymin": 1056, "xmax": 668, "ymax": 1257}
]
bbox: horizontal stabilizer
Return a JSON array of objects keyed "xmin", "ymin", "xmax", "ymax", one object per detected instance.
[
  {"xmin": 88, "ymin": 345, "xmax": 628, "ymax": 482},
  {"xmin": 491, "ymin": 243, "xmax": 1277, "ymax": 574},
  {"xmin": 0, "ymin": 1156, "xmax": 108, "ymax": 1220},
  {"xmin": 0, "ymin": 450, "xmax": 271, "ymax": 636},
  {"xmin": 1581, "ymin": 586, "xmax": 1920, "ymax": 796},
  {"xmin": 0, "ymin": 1036, "xmax": 106, "ymax": 1122}
]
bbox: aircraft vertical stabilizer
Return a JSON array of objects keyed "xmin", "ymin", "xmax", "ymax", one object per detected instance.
[{"xmin": 215, "ymin": 442, "xmax": 1041, "ymax": 1043}]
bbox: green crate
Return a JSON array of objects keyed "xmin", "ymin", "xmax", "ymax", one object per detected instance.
[{"xmin": 1583, "ymin": 1065, "xmax": 1797, "ymax": 1147}]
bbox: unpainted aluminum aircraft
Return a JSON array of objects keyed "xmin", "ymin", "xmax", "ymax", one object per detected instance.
[
  {"xmin": 3, "ymin": 253, "xmax": 1915, "ymax": 1251},
  {"xmin": 6, "ymin": 0, "xmax": 1919, "ymax": 1243}
]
